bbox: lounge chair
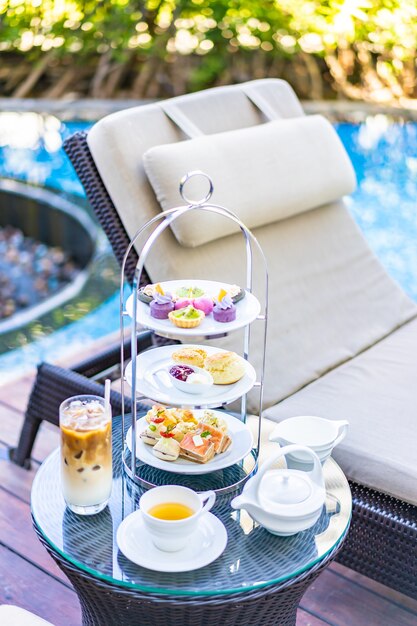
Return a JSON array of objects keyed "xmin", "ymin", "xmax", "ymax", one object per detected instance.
[{"xmin": 17, "ymin": 79, "xmax": 416, "ymax": 598}]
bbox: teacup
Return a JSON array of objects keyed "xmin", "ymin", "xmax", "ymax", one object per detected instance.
[
  {"xmin": 140, "ymin": 485, "xmax": 216, "ymax": 552},
  {"xmin": 269, "ymin": 415, "xmax": 349, "ymax": 466}
]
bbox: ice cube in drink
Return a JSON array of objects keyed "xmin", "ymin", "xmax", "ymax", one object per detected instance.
[{"xmin": 60, "ymin": 395, "xmax": 112, "ymax": 515}]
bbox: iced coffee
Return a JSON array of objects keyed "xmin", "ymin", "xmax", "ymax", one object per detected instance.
[{"xmin": 60, "ymin": 395, "xmax": 112, "ymax": 515}]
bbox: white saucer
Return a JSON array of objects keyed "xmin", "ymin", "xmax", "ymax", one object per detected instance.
[{"xmin": 117, "ymin": 510, "xmax": 227, "ymax": 572}]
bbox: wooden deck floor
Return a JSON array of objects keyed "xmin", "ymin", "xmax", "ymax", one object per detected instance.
[{"xmin": 0, "ymin": 340, "xmax": 416, "ymax": 625}]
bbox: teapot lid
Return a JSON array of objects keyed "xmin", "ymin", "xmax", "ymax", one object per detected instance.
[
  {"xmin": 265, "ymin": 472, "xmax": 312, "ymax": 505},
  {"xmin": 258, "ymin": 469, "xmax": 324, "ymax": 517}
]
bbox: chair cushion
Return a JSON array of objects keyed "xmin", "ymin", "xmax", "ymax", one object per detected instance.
[
  {"xmin": 86, "ymin": 78, "xmax": 417, "ymax": 412},
  {"xmin": 87, "ymin": 79, "xmax": 304, "ymax": 255},
  {"xmin": 129, "ymin": 198, "xmax": 415, "ymax": 414},
  {"xmin": 0, "ymin": 605, "xmax": 54, "ymax": 625},
  {"xmin": 143, "ymin": 115, "xmax": 356, "ymax": 247},
  {"xmin": 264, "ymin": 316, "xmax": 417, "ymax": 505}
]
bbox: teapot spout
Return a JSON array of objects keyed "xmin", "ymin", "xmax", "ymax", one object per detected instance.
[
  {"xmin": 230, "ymin": 496, "xmax": 265, "ymax": 521},
  {"xmin": 230, "ymin": 494, "xmax": 246, "ymax": 510}
]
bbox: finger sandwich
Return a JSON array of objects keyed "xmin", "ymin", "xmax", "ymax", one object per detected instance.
[
  {"xmin": 140, "ymin": 424, "xmax": 161, "ymax": 446},
  {"xmin": 196, "ymin": 422, "xmax": 230, "ymax": 454},
  {"xmin": 153, "ymin": 438, "xmax": 180, "ymax": 462},
  {"xmin": 180, "ymin": 431, "xmax": 215, "ymax": 464}
]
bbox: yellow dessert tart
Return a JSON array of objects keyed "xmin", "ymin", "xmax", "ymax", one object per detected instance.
[{"xmin": 168, "ymin": 305, "xmax": 205, "ymax": 329}]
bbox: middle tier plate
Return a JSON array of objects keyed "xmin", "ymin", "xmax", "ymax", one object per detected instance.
[{"xmin": 124, "ymin": 344, "xmax": 257, "ymax": 408}]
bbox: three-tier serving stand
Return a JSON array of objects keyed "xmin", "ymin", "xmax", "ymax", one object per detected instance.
[{"xmin": 119, "ymin": 172, "xmax": 268, "ymax": 494}]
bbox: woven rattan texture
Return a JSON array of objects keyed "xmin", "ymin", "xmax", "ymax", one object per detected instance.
[
  {"xmin": 63, "ymin": 132, "xmax": 177, "ymax": 356},
  {"xmin": 124, "ymin": 448, "xmax": 256, "ymax": 493},
  {"xmin": 71, "ymin": 331, "xmax": 153, "ymax": 379},
  {"xmin": 34, "ymin": 519, "xmax": 343, "ymax": 626},
  {"xmin": 12, "ymin": 332, "xmax": 152, "ymax": 467},
  {"xmin": 27, "ymin": 363, "xmax": 134, "ymax": 420},
  {"xmin": 337, "ymin": 482, "xmax": 417, "ymax": 599},
  {"xmin": 12, "ymin": 364, "xmax": 131, "ymax": 467},
  {"xmin": 64, "ymin": 132, "xmax": 142, "ymax": 286}
]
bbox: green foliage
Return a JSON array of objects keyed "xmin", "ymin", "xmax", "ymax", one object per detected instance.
[{"xmin": 0, "ymin": 0, "xmax": 416, "ymax": 100}]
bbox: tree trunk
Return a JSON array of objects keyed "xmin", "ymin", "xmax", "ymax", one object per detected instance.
[
  {"xmin": 12, "ymin": 52, "xmax": 54, "ymax": 98},
  {"xmin": 90, "ymin": 51, "xmax": 112, "ymax": 98},
  {"xmin": 300, "ymin": 51, "xmax": 324, "ymax": 100},
  {"xmin": 324, "ymin": 52, "xmax": 362, "ymax": 100},
  {"xmin": 131, "ymin": 56, "xmax": 159, "ymax": 98},
  {"xmin": 44, "ymin": 66, "xmax": 78, "ymax": 98},
  {"xmin": 104, "ymin": 53, "xmax": 135, "ymax": 97}
]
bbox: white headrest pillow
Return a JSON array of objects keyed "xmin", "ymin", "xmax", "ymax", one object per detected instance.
[{"xmin": 143, "ymin": 115, "xmax": 356, "ymax": 248}]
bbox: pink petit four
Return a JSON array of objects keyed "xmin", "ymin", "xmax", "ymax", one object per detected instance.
[
  {"xmin": 174, "ymin": 297, "xmax": 193, "ymax": 310},
  {"xmin": 193, "ymin": 296, "xmax": 214, "ymax": 316}
]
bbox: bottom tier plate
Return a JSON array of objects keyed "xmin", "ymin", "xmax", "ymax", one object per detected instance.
[{"xmin": 125, "ymin": 410, "xmax": 253, "ymax": 475}]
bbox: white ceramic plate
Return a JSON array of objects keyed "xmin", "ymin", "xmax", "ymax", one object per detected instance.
[
  {"xmin": 125, "ymin": 279, "xmax": 261, "ymax": 338},
  {"xmin": 124, "ymin": 344, "xmax": 256, "ymax": 407},
  {"xmin": 117, "ymin": 510, "xmax": 227, "ymax": 572},
  {"xmin": 125, "ymin": 409, "xmax": 253, "ymax": 475}
]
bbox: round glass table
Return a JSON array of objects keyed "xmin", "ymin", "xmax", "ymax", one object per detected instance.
[{"xmin": 31, "ymin": 415, "xmax": 351, "ymax": 626}]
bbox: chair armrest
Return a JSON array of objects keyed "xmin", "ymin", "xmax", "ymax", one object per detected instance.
[
  {"xmin": 71, "ymin": 330, "xmax": 153, "ymax": 380},
  {"xmin": 12, "ymin": 362, "xmax": 151, "ymax": 468}
]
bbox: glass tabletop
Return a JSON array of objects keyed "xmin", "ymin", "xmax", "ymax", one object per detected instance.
[{"xmin": 31, "ymin": 415, "xmax": 351, "ymax": 597}]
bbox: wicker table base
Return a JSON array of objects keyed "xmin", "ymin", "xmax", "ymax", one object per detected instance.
[{"xmin": 35, "ymin": 523, "xmax": 345, "ymax": 626}]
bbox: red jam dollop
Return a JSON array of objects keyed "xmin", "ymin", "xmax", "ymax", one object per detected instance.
[{"xmin": 169, "ymin": 365, "xmax": 194, "ymax": 382}]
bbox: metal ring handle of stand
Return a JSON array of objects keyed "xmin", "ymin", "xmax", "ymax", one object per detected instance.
[
  {"xmin": 179, "ymin": 171, "xmax": 214, "ymax": 205},
  {"xmin": 120, "ymin": 174, "xmax": 268, "ymax": 494}
]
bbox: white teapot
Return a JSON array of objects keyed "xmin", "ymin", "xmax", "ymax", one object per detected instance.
[
  {"xmin": 231, "ymin": 445, "xmax": 326, "ymax": 536},
  {"xmin": 269, "ymin": 416, "xmax": 349, "ymax": 466}
]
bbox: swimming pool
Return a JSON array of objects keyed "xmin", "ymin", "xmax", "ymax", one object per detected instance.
[
  {"xmin": 0, "ymin": 111, "xmax": 416, "ymax": 380},
  {"xmin": 338, "ymin": 116, "xmax": 417, "ymax": 301},
  {"xmin": 0, "ymin": 113, "xmax": 122, "ymax": 378}
]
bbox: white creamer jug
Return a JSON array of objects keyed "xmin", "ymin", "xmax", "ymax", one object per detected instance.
[
  {"xmin": 269, "ymin": 416, "xmax": 349, "ymax": 465},
  {"xmin": 231, "ymin": 445, "xmax": 326, "ymax": 536}
]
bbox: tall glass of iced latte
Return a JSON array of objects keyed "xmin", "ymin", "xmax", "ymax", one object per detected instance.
[{"xmin": 60, "ymin": 395, "xmax": 112, "ymax": 515}]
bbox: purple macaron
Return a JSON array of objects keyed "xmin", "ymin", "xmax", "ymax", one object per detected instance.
[
  {"xmin": 150, "ymin": 292, "xmax": 174, "ymax": 319},
  {"xmin": 213, "ymin": 294, "xmax": 236, "ymax": 323}
]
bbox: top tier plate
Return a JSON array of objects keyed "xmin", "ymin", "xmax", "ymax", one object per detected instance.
[{"xmin": 125, "ymin": 280, "xmax": 261, "ymax": 339}]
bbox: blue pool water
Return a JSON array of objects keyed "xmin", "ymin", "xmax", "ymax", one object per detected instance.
[
  {"xmin": 0, "ymin": 112, "xmax": 416, "ymax": 379},
  {"xmin": 337, "ymin": 117, "xmax": 417, "ymax": 301}
]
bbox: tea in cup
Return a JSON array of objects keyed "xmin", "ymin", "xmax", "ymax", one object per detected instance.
[{"xmin": 140, "ymin": 485, "xmax": 216, "ymax": 552}]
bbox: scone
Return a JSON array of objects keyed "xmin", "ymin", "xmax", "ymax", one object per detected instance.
[
  {"xmin": 172, "ymin": 347, "xmax": 207, "ymax": 368},
  {"xmin": 204, "ymin": 351, "xmax": 246, "ymax": 384}
]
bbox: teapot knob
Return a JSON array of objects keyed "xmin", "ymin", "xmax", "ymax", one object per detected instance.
[{"xmin": 252, "ymin": 444, "xmax": 324, "ymax": 493}]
